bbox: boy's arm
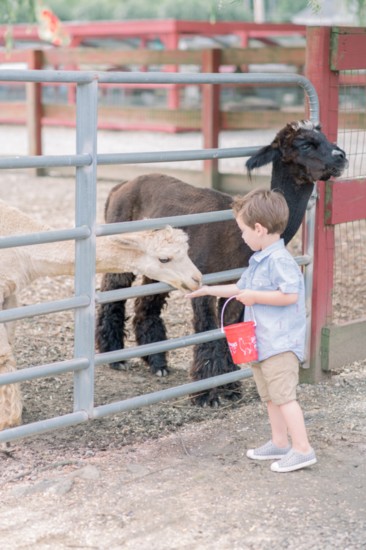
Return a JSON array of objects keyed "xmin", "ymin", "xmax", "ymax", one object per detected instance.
[
  {"xmin": 186, "ymin": 283, "xmax": 240, "ymax": 299},
  {"xmin": 236, "ymin": 289, "xmax": 298, "ymax": 307}
]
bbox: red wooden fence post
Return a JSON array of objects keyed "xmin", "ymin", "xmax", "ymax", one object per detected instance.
[
  {"xmin": 304, "ymin": 27, "xmax": 340, "ymax": 382},
  {"xmin": 202, "ymin": 48, "xmax": 221, "ymax": 189},
  {"xmin": 26, "ymin": 49, "xmax": 44, "ymax": 175},
  {"xmin": 163, "ymin": 32, "xmax": 180, "ymax": 110}
]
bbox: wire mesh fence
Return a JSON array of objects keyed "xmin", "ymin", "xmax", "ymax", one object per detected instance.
[{"xmin": 333, "ymin": 69, "xmax": 366, "ymax": 324}]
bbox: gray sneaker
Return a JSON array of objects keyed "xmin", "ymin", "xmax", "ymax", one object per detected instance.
[
  {"xmin": 246, "ymin": 440, "xmax": 291, "ymax": 460},
  {"xmin": 271, "ymin": 448, "xmax": 317, "ymax": 473}
]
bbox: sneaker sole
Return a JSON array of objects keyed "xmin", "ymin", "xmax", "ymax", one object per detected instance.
[
  {"xmin": 270, "ymin": 457, "xmax": 317, "ymax": 473},
  {"xmin": 247, "ymin": 450, "xmax": 290, "ymax": 461}
]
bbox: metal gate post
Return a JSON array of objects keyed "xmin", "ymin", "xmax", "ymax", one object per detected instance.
[{"xmin": 73, "ymin": 78, "xmax": 98, "ymax": 415}]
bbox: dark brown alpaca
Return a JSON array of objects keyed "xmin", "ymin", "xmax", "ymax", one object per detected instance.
[{"xmin": 95, "ymin": 121, "xmax": 347, "ymax": 407}]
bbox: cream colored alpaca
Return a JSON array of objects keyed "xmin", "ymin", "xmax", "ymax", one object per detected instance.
[{"xmin": 0, "ymin": 200, "xmax": 202, "ymax": 431}]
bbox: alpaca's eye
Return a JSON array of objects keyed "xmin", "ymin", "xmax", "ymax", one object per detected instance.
[
  {"xmin": 159, "ymin": 258, "xmax": 171, "ymax": 264},
  {"xmin": 299, "ymin": 143, "xmax": 313, "ymax": 151}
]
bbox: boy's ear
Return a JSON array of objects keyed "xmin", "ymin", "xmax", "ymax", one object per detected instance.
[{"xmin": 254, "ymin": 222, "xmax": 268, "ymax": 236}]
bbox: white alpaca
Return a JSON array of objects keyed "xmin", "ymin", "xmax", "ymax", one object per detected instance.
[{"xmin": 0, "ymin": 200, "xmax": 202, "ymax": 431}]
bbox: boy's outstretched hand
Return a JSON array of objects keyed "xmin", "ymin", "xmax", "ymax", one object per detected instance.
[
  {"xmin": 186, "ymin": 283, "xmax": 240, "ymax": 300},
  {"xmin": 185, "ymin": 285, "xmax": 210, "ymax": 299}
]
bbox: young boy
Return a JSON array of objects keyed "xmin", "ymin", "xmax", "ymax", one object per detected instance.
[{"xmin": 186, "ymin": 188, "xmax": 316, "ymax": 473}]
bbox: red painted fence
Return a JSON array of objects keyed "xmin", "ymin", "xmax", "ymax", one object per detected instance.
[{"xmin": 305, "ymin": 27, "xmax": 366, "ymax": 381}]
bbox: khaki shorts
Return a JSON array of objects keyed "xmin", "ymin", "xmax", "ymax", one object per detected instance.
[{"xmin": 251, "ymin": 351, "xmax": 299, "ymax": 405}]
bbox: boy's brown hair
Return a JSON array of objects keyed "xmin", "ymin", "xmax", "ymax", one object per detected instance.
[{"xmin": 232, "ymin": 188, "xmax": 289, "ymax": 235}]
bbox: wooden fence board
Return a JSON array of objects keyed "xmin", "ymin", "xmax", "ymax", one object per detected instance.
[
  {"xmin": 2, "ymin": 45, "xmax": 305, "ymax": 71},
  {"xmin": 43, "ymin": 48, "xmax": 203, "ymax": 67},
  {"xmin": 221, "ymin": 109, "xmax": 305, "ymax": 129},
  {"xmin": 321, "ymin": 320, "xmax": 366, "ymax": 371},
  {"xmin": 325, "ymin": 179, "xmax": 366, "ymax": 225},
  {"xmin": 220, "ymin": 47, "xmax": 305, "ymax": 66},
  {"xmin": 331, "ymin": 27, "xmax": 366, "ymax": 71},
  {"xmin": 0, "ymin": 102, "xmax": 26, "ymax": 121}
]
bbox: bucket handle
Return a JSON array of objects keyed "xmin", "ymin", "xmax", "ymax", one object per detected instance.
[{"xmin": 220, "ymin": 296, "xmax": 256, "ymax": 333}]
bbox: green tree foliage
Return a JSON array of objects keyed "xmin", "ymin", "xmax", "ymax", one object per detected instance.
[
  {"xmin": 1, "ymin": 0, "xmax": 251, "ymax": 23},
  {"xmin": 2, "ymin": 0, "xmax": 366, "ymax": 25},
  {"xmin": 47, "ymin": 0, "xmax": 251, "ymax": 22},
  {"xmin": 1, "ymin": 0, "xmax": 36, "ymax": 24},
  {"xmin": 268, "ymin": 0, "xmax": 309, "ymax": 22},
  {"xmin": 353, "ymin": 0, "xmax": 366, "ymax": 22},
  {"xmin": 0, "ymin": 0, "xmax": 311, "ymax": 24}
]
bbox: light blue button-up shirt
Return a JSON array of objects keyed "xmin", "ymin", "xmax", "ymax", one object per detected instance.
[{"xmin": 237, "ymin": 239, "xmax": 306, "ymax": 362}]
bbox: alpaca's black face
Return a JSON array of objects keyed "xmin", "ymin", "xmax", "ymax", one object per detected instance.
[
  {"xmin": 246, "ymin": 120, "xmax": 348, "ymax": 187},
  {"xmin": 277, "ymin": 121, "xmax": 348, "ymax": 185}
]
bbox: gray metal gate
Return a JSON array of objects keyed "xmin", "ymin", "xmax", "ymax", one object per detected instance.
[{"xmin": 0, "ymin": 70, "xmax": 319, "ymax": 443}]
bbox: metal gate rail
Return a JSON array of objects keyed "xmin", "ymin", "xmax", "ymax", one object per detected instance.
[{"xmin": 0, "ymin": 70, "xmax": 319, "ymax": 443}]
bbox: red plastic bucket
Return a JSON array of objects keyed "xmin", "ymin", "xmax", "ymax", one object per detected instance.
[{"xmin": 221, "ymin": 297, "xmax": 258, "ymax": 365}]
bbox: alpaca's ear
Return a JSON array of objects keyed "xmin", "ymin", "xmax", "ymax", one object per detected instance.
[
  {"xmin": 246, "ymin": 145, "xmax": 280, "ymax": 175},
  {"xmin": 114, "ymin": 234, "xmax": 143, "ymax": 250}
]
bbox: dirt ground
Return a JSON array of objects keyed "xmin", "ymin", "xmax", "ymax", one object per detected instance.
[{"xmin": 0, "ymin": 143, "xmax": 365, "ymax": 549}]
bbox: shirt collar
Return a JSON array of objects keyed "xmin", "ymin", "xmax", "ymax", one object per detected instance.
[{"xmin": 250, "ymin": 238, "xmax": 285, "ymax": 263}]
